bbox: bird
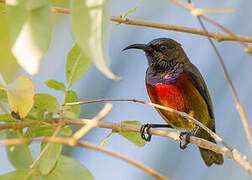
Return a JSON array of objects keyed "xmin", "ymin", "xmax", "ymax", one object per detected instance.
[{"xmin": 123, "ymin": 38, "xmax": 224, "ymax": 166}]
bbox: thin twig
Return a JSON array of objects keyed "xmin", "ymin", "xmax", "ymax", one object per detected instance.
[
  {"xmin": 65, "ymin": 98, "xmax": 232, "ymax": 150},
  {"xmin": 1, "ymin": 0, "xmax": 252, "ymax": 43},
  {"xmin": 69, "ymin": 103, "xmax": 113, "ymax": 145},
  {"xmin": 110, "ymin": 17, "xmax": 252, "ymax": 43},
  {"xmin": 0, "ymin": 137, "xmax": 168, "ymax": 180},
  {"xmin": 169, "ymin": 0, "xmax": 252, "ymax": 54}
]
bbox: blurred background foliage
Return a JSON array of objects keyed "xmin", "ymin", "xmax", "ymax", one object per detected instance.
[{"xmin": 1, "ymin": 0, "xmax": 252, "ymax": 179}]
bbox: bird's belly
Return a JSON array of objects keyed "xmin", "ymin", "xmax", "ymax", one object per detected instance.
[{"xmin": 146, "ymin": 72, "xmax": 209, "ymax": 130}]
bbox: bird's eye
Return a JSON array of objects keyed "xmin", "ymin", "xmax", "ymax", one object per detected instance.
[{"xmin": 160, "ymin": 45, "xmax": 167, "ymax": 51}]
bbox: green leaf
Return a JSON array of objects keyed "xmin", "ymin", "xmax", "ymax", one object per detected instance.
[
  {"xmin": 39, "ymin": 142, "xmax": 62, "ymax": 175},
  {"xmin": 30, "ymin": 94, "xmax": 59, "ymax": 119},
  {"xmin": 0, "ymin": 169, "xmax": 32, "ymax": 180},
  {"xmin": 0, "ymin": 114, "xmax": 18, "ymax": 122},
  {"xmin": 118, "ymin": 121, "xmax": 146, "ymax": 147},
  {"xmin": 43, "ymin": 155, "xmax": 94, "ymax": 180},
  {"xmin": 0, "ymin": 89, "xmax": 8, "ymax": 102},
  {"xmin": 71, "ymin": 0, "xmax": 120, "ymax": 81},
  {"xmin": 7, "ymin": 76, "xmax": 35, "ymax": 119},
  {"xmin": 61, "ymin": 127, "xmax": 72, "ymax": 136},
  {"xmin": 25, "ymin": 124, "xmax": 55, "ymax": 138},
  {"xmin": 6, "ymin": 0, "xmax": 52, "ymax": 75},
  {"xmin": 64, "ymin": 90, "xmax": 80, "ymax": 118},
  {"xmin": 0, "ymin": 4, "xmax": 19, "ymax": 83},
  {"xmin": 46, "ymin": 80, "xmax": 65, "ymax": 91},
  {"xmin": 5, "ymin": 130, "xmax": 30, "ymax": 169},
  {"xmin": 66, "ymin": 43, "xmax": 91, "ymax": 88}
]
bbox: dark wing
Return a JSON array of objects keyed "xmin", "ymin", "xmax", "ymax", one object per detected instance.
[{"xmin": 184, "ymin": 62, "xmax": 215, "ymax": 123}]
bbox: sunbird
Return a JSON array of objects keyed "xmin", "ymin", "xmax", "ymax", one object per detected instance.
[{"xmin": 123, "ymin": 38, "xmax": 223, "ymax": 166}]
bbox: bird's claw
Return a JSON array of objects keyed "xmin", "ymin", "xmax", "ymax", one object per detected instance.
[
  {"xmin": 140, "ymin": 123, "xmax": 152, "ymax": 142},
  {"xmin": 179, "ymin": 131, "xmax": 193, "ymax": 149}
]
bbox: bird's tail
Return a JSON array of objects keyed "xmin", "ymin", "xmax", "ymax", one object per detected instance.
[{"xmin": 198, "ymin": 136, "xmax": 224, "ymax": 166}]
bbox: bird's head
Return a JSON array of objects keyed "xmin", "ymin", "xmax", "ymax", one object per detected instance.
[{"xmin": 123, "ymin": 38, "xmax": 188, "ymax": 71}]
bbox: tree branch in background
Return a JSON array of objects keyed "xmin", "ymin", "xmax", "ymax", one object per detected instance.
[
  {"xmin": 110, "ymin": 17, "xmax": 252, "ymax": 43},
  {"xmin": 177, "ymin": 0, "xmax": 252, "ymax": 151},
  {"xmin": 169, "ymin": 0, "xmax": 252, "ymax": 54}
]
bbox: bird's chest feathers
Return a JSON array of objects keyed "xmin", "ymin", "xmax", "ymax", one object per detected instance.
[{"xmin": 146, "ymin": 72, "xmax": 194, "ymax": 112}]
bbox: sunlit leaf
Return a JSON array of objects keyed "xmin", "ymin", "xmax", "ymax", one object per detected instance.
[
  {"xmin": 43, "ymin": 155, "xmax": 94, "ymax": 180},
  {"xmin": 7, "ymin": 76, "xmax": 34, "ymax": 119},
  {"xmin": 0, "ymin": 4, "xmax": 19, "ymax": 83},
  {"xmin": 0, "ymin": 169, "xmax": 32, "ymax": 180},
  {"xmin": 46, "ymin": 80, "xmax": 65, "ymax": 91},
  {"xmin": 66, "ymin": 43, "xmax": 91, "ymax": 88},
  {"xmin": 71, "ymin": 0, "xmax": 120, "ymax": 81},
  {"xmin": 0, "ymin": 114, "xmax": 18, "ymax": 122},
  {"xmin": 64, "ymin": 90, "xmax": 80, "ymax": 118},
  {"xmin": 30, "ymin": 94, "xmax": 59, "ymax": 119},
  {"xmin": 6, "ymin": 0, "xmax": 52, "ymax": 75},
  {"xmin": 39, "ymin": 142, "xmax": 62, "ymax": 175},
  {"xmin": 5, "ymin": 130, "xmax": 30, "ymax": 169},
  {"xmin": 118, "ymin": 121, "xmax": 146, "ymax": 147}
]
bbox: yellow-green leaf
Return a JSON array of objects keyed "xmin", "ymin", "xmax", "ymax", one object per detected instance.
[
  {"xmin": 118, "ymin": 121, "xmax": 146, "ymax": 147},
  {"xmin": 0, "ymin": 114, "xmax": 18, "ymax": 122},
  {"xmin": 71, "ymin": 0, "xmax": 120, "ymax": 81},
  {"xmin": 0, "ymin": 4, "xmax": 19, "ymax": 83},
  {"xmin": 25, "ymin": 124, "xmax": 55, "ymax": 138},
  {"xmin": 43, "ymin": 155, "xmax": 94, "ymax": 180},
  {"xmin": 46, "ymin": 80, "xmax": 65, "ymax": 91},
  {"xmin": 7, "ymin": 76, "xmax": 34, "ymax": 119},
  {"xmin": 66, "ymin": 43, "xmax": 91, "ymax": 88},
  {"xmin": 61, "ymin": 127, "xmax": 72, "ymax": 137},
  {"xmin": 30, "ymin": 94, "xmax": 59, "ymax": 119},
  {"xmin": 0, "ymin": 89, "xmax": 8, "ymax": 102},
  {"xmin": 6, "ymin": 0, "xmax": 53, "ymax": 75},
  {"xmin": 0, "ymin": 169, "xmax": 32, "ymax": 180},
  {"xmin": 64, "ymin": 90, "xmax": 80, "ymax": 118}
]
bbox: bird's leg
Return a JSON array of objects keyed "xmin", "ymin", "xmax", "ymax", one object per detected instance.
[
  {"xmin": 179, "ymin": 126, "xmax": 199, "ymax": 149},
  {"xmin": 140, "ymin": 124, "xmax": 172, "ymax": 142}
]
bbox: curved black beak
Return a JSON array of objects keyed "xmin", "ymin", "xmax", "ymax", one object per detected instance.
[{"xmin": 122, "ymin": 43, "xmax": 152, "ymax": 52}]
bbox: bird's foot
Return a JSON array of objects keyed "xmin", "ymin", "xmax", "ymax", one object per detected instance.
[
  {"xmin": 140, "ymin": 124, "xmax": 152, "ymax": 142},
  {"xmin": 140, "ymin": 124, "xmax": 172, "ymax": 142},
  {"xmin": 179, "ymin": 126, "xmax": 199, "ymax": 150}
]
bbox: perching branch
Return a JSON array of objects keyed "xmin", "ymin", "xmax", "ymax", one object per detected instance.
[
  {"xmin": 65, "ymin": 98, "xmax": 232, "ymax": 150},
  {"xmin": 0, "ymin": 117, "xmax": 252, "ymax": 177}
]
